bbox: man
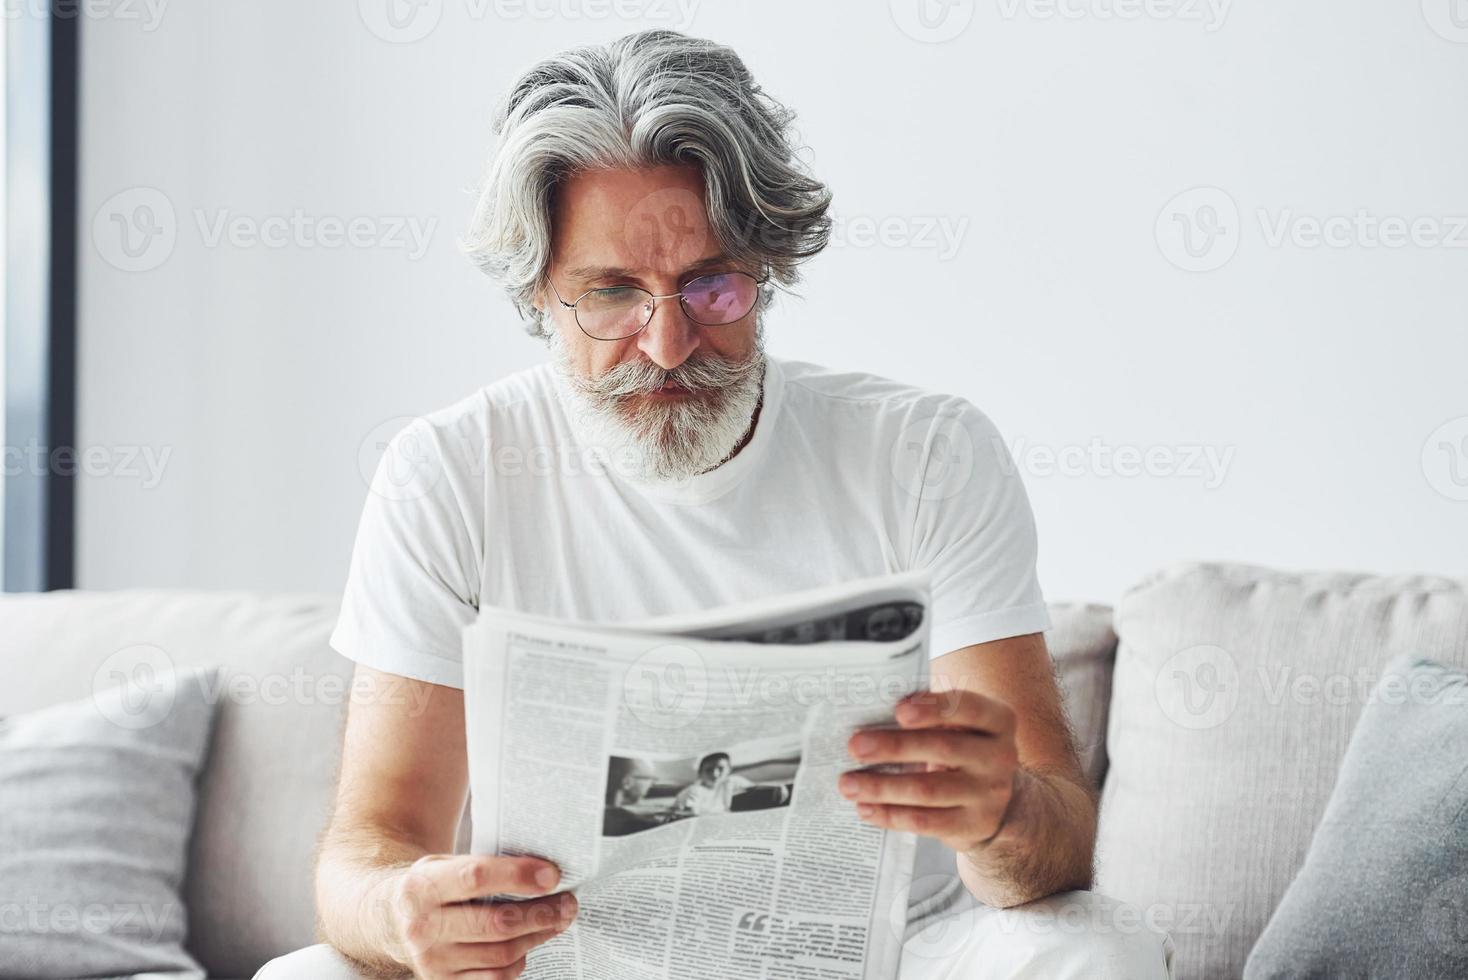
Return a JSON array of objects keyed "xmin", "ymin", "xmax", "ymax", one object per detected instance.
[
  {"xmin": 672, "ymin": 752, "xmax": 748, "ymax": 816},
  {"xmin": 260, "ymin": 29, "xmax": 1172, "ymax": 980},
  {"xmin": 602, "ymin": 758, "xmax": 663, "ymax": 837},
  {"xmin": 672, "ymin": 752, "xmax": 794, "ymax": 817}
]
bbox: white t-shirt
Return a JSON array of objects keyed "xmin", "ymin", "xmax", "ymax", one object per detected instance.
[
  {"xmin": 674, "ymin": 775, "xmax": 755, "ymax": 815},
  {"xmin": 330, "ymin": 355, "xmax": 1050, "ymax": 918},
  {"xmin": 331, "ymin": 356, "xmax": 1049, "ymax": 686}
]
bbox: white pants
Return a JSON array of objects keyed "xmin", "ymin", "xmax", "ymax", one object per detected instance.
[{"xmin": 256, "ymin": 890, "xmax": 1173, "ymax": 979}]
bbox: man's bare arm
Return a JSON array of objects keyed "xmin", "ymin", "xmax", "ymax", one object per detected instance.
[
  {"xmin": 315, "ymin": 664, "xmax": 574, "ymax": 978},
  {"xmin": 314, "ymin": 666, "xmax": 467, "ymax": 973},
  {"xmin": 940, "ymin": 633, "xmax": 1096, "ymax": 906},
  {"xmin": 842, "ymin": 633, "xmax": 1096, "ymax": 908}
]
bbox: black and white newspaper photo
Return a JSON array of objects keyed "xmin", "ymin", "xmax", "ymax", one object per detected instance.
[{"xmin": 602, "ymin": 742, "xmax": 799, "ymax": 837}]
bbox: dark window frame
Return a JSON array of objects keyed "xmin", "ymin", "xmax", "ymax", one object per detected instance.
[{"xmin": 4, "ymin": 6, "xmax": 79, "ymax": 591}]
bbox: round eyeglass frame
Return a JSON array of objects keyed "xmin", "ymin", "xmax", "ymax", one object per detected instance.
[{"xmin": 548, "ymin": 268, "xmax": 770, "ymax": 341}]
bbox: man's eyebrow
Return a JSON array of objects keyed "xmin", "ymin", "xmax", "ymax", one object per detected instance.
[
  {"xmin": 561, "ymin": 255, "xmax": 734, "ymax": 284},
  {"xmin": 561, "ymin": 264, "xmax": 634, "ymax": 283}
]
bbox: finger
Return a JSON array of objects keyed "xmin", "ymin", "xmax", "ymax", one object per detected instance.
[
  {"xmin": 434, "ymin": 926, "xmax": 567, "ymax": 971},
  {"xmin": 456, "ymin": 961, "xmax": 526, "ymax": 980},
  {"xmin": 460, "ymin": 962, "xmax": 531, "ymax": 974},
  {"xmin": 411, "ymin": 853, "xmax": 562, "ymax": 903},
  {"xmin": 895, "ymin": 689, "xmax": 1016, "ymax": 735},
  {"xmin": 838, "ymin": 768, "xmax": 981, "ymax": 807},
  {"xmin": 854, "ymin": 802, "xmax": 976, "ymax": 841},
  {"xmin": 847, "ymin": 728, "xmax": 1014, "ymax": 770},
  {"xmin": 440, "ymin": 892, "xmax": 578, "ymax": 943},
  {"xmin": 460, "ymin": 962, "xmax": 531, "ymax": 979}
]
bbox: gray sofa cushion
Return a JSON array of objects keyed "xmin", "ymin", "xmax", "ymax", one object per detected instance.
[
  {"xmin": 1095, "ymin": 562, "xmax": 1468, "ymax": 980},
  {"xmin": 1244, "ymin": 656, "xmax": 1468, "ymax": 978},
  {"xmin": 0, "ymin": 590, "xmax": 348, "ymax": 978},
  {"xmin": 0, "ymin": 668, "xmax": 217, "ymax": 978}
]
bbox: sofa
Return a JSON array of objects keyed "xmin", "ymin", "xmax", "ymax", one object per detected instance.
[{"xmin": 2, "ymin": 561, "xmax": 1464, "ymax": 978}]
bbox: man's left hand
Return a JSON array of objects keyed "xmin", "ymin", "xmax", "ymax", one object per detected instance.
[{"xmin": 839, "ymin": 690, "xmax": 1023, "ymax": 854}]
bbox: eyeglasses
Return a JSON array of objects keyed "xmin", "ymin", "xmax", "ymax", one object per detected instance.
[{"xmin": 549, "ymin": 269, "xmax": 767, "ymax": 341}]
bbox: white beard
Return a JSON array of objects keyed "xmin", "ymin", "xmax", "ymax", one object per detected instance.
[{"xmin": 549, "ymin": 331, "xmax": 766, "ymax": 484}]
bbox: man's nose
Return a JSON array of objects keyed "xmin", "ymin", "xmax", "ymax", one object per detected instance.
[{"xmin": 636, "ymin": 294, "xmax": 700, "ymax": 371}]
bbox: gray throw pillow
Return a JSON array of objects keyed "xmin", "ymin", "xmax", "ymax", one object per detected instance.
[
  {"xmin": 1244, "ymin": 656, "xmax": 1468, "ymax": 978},
  {"xmin": 0, "ymin": 667, "xmax": 218, "ymax": 979}
]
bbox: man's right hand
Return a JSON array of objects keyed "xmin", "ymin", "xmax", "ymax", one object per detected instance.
[{"xmin": 370, "ymin": 853, "xmax": 578, "ymax": 978}]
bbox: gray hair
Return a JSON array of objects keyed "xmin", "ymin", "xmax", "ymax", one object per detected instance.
[{"xmin": 461, "ymin": 30, "xmax": 833, "ymax": 337}]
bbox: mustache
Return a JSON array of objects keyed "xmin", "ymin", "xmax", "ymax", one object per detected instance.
[{"xmin": 572, "ymin": 349, "xmax": 763, "ymax": 402}]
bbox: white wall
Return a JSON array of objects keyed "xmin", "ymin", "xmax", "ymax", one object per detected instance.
[{"xmin": 77, "ymin": 0, "xmax": 1468, "ymax": 602}]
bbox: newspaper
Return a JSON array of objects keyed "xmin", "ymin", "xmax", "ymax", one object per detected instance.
[{"xmin": 462, "ymin": 572, "xmax": 932, "ymax": 980}]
